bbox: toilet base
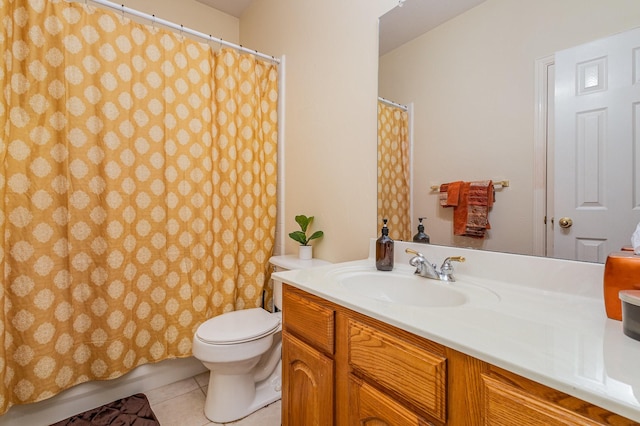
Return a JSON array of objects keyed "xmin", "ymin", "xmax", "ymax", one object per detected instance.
[{"xmin": 203, "ymin": 359, "xmax": 282, "ymax": 423}]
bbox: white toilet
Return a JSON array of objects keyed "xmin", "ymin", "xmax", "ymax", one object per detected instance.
[{"xmin": 192, "ymin": 255, "xmax": 330, "ymax": 423}]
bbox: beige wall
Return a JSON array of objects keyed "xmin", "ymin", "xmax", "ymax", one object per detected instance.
[
  {"xmin": 121, "ymin": 0, "xmax": 239, "ymax": 42},
  {"xmin": 241, "ymin": 0, "xmax": 396, "ymax": 262},
  {"xmin": 379, "ymin": 0, "xmax": 640, "ymax": 255}
]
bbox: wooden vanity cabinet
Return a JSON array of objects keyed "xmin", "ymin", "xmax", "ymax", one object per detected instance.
[
  {"xmin": 282, "ymin": 284, "xmax": 449, "ymax": 425},
  {"xmin": 282, "ymin": 284, "xmax": 639, "ymax": 426}
]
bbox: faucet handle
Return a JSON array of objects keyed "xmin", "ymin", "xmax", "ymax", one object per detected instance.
[
  {"xmin": 405, "ymin": 248, "xmax": 423, "ymax": 257},
  {"xmin": 405, "ymin": 248, "xmax": 428, "ymax": 272},
  {"xmin": 440, "ymin": 256, "xmax": 465, "ymax": 282},
  {"xmin": 440, "ymin": 256, "xmax": 465, "ymax": 270}
]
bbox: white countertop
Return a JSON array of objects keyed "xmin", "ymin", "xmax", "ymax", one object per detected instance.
[{"xmin": 272, "ymin": 240, "xmax": 640, "ymax": 422}]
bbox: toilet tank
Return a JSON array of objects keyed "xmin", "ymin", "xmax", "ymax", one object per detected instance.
[{"xmin": 269, "ymin": 255, "xmax": 331, "ymax": 311}]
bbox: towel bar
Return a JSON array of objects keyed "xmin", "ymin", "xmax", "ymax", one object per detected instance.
[{"xmin": 430, "ymin": 180, "xmax": 509, "ymax": 191}]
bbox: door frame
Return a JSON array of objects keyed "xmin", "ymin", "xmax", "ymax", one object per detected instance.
[{"xmin": 533, "ymin": 55, "xmax": 555, "ymax": 257}]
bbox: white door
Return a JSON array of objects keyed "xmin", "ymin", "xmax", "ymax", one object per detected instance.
[{"xmin": 554, "ymin": 27, "xmax": 640, "ymax": 262}]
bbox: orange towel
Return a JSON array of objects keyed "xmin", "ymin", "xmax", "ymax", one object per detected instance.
[
  {"xmin": 439, "ymin": 184, "xmax": 448, "ymax": 206},
  {"xmin": 441, "ymin": 180, "xmax": 494, "ymax": 238},
  {"xmin": 468, "ymin": 180, "xmax": 494, "ymax": 206},
  {"xmin": 453, "ymin": 182, "xmax": 470, "ymax": 236},
  {"xmin": 439, "ymin": 181, "xmax": 462, "ymax": 207},
  {"xmin": 463, "ymin": 180, "xmax": 494, "ymax": 237}
]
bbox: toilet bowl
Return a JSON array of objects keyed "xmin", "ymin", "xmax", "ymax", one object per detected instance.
[
  {"xmin": 192, "ymin": 255, "xmax": 330, "ymax": 423},
  {"xmin": 192, "ymin": 307, "xmax": 282, "ymax": 423}
]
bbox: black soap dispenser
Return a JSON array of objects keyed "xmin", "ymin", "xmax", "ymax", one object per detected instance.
[
  {"xmin": 412, "ymin": 217, "xmax": 430, "ymax": 244},
  {"xmin": 376, "ymin": 219, "xmax": 394, "ymax": 271}
]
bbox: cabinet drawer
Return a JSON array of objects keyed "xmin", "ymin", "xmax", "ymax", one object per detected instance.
[
  {"xmin": 349, "ymin": 375, "xmax": 435, "ymax": 426},
  {"xmin": 283, "ymin": 286, "xmax": 335, "ymax": 354},
  {"xmin": 348, "ymin": 319, "xmax": 447, "ymax": 423}
]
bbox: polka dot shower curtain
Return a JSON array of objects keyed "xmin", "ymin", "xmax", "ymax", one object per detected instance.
[
  {"xmin": 377, "ymin": 101, "xmax": 410, "ymax": 241},
  {"xmin": 0, "ymin": 0, "xmax": 278, "ymax": 413}
]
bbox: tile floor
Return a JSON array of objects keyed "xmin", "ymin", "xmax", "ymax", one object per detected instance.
[{"xmin": 146, "ymin": 372, "xmax": 281, "ymax": 426}]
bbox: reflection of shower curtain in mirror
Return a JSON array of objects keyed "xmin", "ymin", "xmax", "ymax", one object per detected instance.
[
  {"xmin": 0, "ymin": 0, "xmax": 278, "ymax": 413},
  {"xmin": 377, "ymin": 102, "xmax": 410, "ymax": 241}
]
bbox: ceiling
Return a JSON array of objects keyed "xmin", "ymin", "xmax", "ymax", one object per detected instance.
[
  {"xmin": 195, "ymin": 0, "xmax": 486, "ymax": 55},
  {"xmin": 378, "ymin": 0, "xmax": 486, "ymax": 55}
]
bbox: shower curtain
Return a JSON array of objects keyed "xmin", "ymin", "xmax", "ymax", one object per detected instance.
[
  {"xmin": 0, "ymin": 0, "xmax": 278, "ymax": 413},
  {"xmin": 377, "ymin": 101, "xmax": 410, "ymax": 241}
]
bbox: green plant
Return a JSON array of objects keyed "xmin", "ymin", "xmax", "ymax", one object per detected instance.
[{"xmin": 288, "ymin": 215, "xmax": 324, "ymax": 246}]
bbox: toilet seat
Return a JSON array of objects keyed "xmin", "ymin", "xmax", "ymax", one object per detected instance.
[{"xmin": 196, "ymin": 308, "xmax": 280, "ymax": 345}]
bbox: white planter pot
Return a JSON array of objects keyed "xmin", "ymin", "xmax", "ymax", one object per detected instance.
[{"xmin": 298, "ymin": 245, "xmax": 313, "ymax": 260}]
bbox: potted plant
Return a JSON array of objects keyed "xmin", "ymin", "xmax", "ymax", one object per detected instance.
[{"xmin": 289, "ymin": 214, "xmax": 324, "ymax": 259}]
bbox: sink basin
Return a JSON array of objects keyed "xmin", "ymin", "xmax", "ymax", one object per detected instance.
[{"xmin": 327, "ymin": 266, "xmax": 499, "ymax": 308}]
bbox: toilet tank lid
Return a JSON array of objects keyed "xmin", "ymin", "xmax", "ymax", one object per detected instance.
[{"xmin": 196, "ymin": 308, "xmax": 280, "ymax": 344}]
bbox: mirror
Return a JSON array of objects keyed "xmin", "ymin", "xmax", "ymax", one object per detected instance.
[{"xmin": 378, "ymin": 0, "xmax": 640, "ymax": 261}]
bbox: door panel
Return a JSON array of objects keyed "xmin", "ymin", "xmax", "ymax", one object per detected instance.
[
  {"xmin": 554, "ymin": 27, "xmax": 640, "ymax": 262},
  {"xmin": 282, "ymin": 331, "xmax": 334, "ymax": 426}
]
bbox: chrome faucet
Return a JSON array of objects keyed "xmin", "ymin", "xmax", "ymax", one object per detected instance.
[{"xmin": 405, "ymin": 248, "xmax": 465, "ymax": 282}]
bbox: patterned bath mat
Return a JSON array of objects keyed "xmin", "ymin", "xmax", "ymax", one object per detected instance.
[{"xmin": 50, "ymin": 393, "xmax": 160, "ymax": 426}]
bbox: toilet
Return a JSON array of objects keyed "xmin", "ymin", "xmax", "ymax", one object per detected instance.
[{"xmin": 192, "ymin": 255, "xmax": 330, "ymax": 423}]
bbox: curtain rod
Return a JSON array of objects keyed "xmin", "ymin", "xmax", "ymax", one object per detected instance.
[
  {"xmin": 81, "ymin": 0, "xmax": 280, "ymax": 64},
  {"xmin": 378, "ymin": 96, "xmax": 408, "ymax": 111}
]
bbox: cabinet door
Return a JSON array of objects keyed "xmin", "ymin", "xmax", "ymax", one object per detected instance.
[
  {"xmin": 348, "ymin": 375, "xmax": 435, "ymax": 426},
  {"xmin": 282, "ymin": 331, "xmax": 334, "ymax": 426},
  {"xmin": 483, "ymin": 371, "xmax": 632, "ymax": 426}
]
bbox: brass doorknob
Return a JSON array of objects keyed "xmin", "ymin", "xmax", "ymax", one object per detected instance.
[{"xmin": 558, "ymin": 217, "xmax": 573, "ymax": 228}]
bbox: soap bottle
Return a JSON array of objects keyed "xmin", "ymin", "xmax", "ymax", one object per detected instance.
[
  {"xmin": 376, "ymin": 219, "xmax": 394, "ymax": 271},
  {"xmin": 412, "ymin": 217, "xmax": 430, "ymax": 244}
]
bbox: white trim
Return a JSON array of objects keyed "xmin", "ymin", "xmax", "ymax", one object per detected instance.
[{"xmin": 533, "ymin": 55, "xmax": 555, "ymax": 256}]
